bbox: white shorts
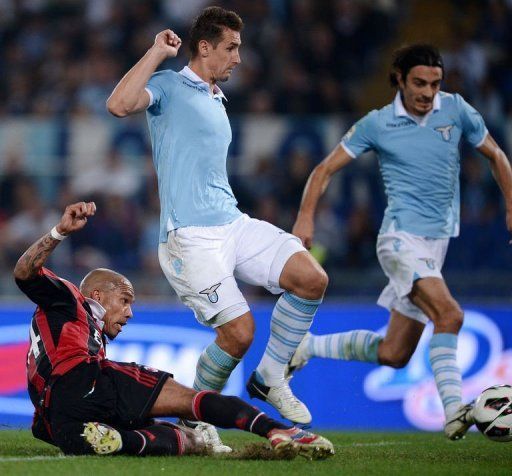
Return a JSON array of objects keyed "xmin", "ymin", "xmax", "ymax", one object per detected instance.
[
  {"xmin": 376, "ymin": 230, "xmax": 449, "ymax": 324},
  {"xmin": 158, "ymin": 214, "xmax": 305, "ymax": 328}
]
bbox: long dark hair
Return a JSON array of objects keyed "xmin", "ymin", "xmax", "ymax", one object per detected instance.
[{"xmin": 389, "ymin": 44, "xmax": 444, "ymax": 87}]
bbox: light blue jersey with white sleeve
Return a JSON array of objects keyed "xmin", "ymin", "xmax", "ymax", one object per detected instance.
[
  {"xmin": 341, "ymin": 92, "xmax": 488, "ymax": 238},
  {"xmin": 145, "ymin": 66, "xmax": 242, "ymax": 242}
]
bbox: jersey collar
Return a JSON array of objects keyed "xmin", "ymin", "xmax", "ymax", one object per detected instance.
[
  {"xmin": 393, "ymin": 92, "xmax": 441, "ymax": 126},
  {"xmin": 86, "ymin": 297, "xmax": 106, "ymax": 329},
  {"xmin": 179, "ymin": 66, "xmax": 227, "ymax": 101}
]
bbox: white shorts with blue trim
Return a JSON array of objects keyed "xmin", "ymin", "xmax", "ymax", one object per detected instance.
[
  {"xmin": 158, "ymin": 214, "xmax": 305, "ymax": 328},
  {"xmin": 376, "ymin": 230, "xmax": 450, "ymax": 324}
]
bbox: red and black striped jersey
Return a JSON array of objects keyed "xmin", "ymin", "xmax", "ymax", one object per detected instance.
[{"xmin": 16, "ymin": 268, "xmax": 106, "ymax": 408}]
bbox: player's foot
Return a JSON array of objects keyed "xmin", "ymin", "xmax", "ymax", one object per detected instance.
[
  {"xmin": 178, "ymin": 419, "xmax": 232, "ymax": 453},
  {"xmin": 267, "ymin": 427, "xmax": 335, "ymax": 460},
  {"xmin": 285, "ymin": 332, "xmax": 311, "ymax": 378},
  {"xmin": 246, "ymin": 371, "xmax": 312, "ymax": 424},
  {"xmin": 81, "ymin": 422, "xmax": 123, "ymax": 455},
  {"xmin": 444, "ymin": 402, "xmax": 475, "ymax": 440}
]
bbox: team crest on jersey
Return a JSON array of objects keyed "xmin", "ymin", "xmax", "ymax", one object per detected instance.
[
  {"xmin": 418, "ymin": 258, "xmax": 436, "ymax": 270},
  {"xmin": 435, "ymin": 125, "xmax": 453, "ymax": 141},
  {"xmin": 200, "ymin": 283, "xmax": 221, "ymax": 303}
]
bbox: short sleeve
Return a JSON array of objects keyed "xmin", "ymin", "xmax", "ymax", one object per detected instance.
[
  {"xmin": 16, "ymin": 268, "xmax": 73, "ymax": 310},
  {"xmin": 340, "ymin": 110, "xmax": 379, "ymax": 158},
  {"xmin": 456, "ymin": 94, "xmax": 488, "ymax": 147},
  {"xmin": 145, "ymin": 70, "xmax": 174, "ymax": 115}
]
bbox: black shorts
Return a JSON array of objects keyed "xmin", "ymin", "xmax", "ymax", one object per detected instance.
[{"xmin": 48, "ymin": 360, "xmax": 170, "ymax": 431}]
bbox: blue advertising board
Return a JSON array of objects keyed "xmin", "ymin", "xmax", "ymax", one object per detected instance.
[{"xmin": 1, "ymin": 303, "xmax": 511, "ymax": 430}]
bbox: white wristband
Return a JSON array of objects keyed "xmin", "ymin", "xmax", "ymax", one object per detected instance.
[{"xmin": 50, "ymin": 226, "xmax": 67, "ymax": 241}]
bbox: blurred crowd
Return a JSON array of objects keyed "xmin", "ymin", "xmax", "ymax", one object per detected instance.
[
  {"xmin": 0, "ymin": 0, "xmax": 399, "ymax": 116},
  {"xmin": 1, "ymin": 0, "xmax": 512, "ymax": 298}
]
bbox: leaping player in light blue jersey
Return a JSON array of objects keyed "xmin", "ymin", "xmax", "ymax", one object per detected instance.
[
  {"xmin": 107, "ymin": 7, "xmax": 329, "ymax": 451},
  {"xmin": 288, "ymin": 44, "xmax": 512, "ymax": 440}
]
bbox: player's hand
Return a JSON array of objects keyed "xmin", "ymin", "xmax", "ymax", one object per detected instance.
[
  {"xmin": 55, "ymin": 202, "xmax": 96, "ymax": 236},
  {"xmin": 292, "ymin": 216, "xmax": 315, "ymax": 250},
  {"xmin": 153, "ymin": 30, "xmax": 182, "ymax": 59}
]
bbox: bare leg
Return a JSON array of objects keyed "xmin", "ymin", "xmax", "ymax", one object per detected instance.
[
  {"xmin": 409, "ymin": 277, "xmax": 463, "ymax": 334},
  {"xmin": 214, "ymin": 312, "xmax": 254, "ymax": 359},
  {"xmin": 377, "ymin": 309, "xmax": 425, "ymax": 368}
]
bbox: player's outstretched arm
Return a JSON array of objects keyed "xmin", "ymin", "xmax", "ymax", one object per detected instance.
[
  {"xmin": 106, "ymin": 30, "xmax": 182, "ymax": 117},
  {"xmin": 477, "ymin": 134, "xmax": 512, "ymax": 239},
  {"xmin": 13, "ymin": 202, "xmax": 96, "ymax": 281},
  {"xmin": 292, "ymin": 144, "xmax": 353, "ymax": 249}
]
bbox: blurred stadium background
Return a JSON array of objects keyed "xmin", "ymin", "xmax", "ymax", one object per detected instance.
[{"xmin": 1, "ymin": 0, "xmax": 512, "ymax": 432}]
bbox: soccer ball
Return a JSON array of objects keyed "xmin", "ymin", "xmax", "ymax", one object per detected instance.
[{"xmin": 473, "ymin": 384, "xmax": 512, "ymax": 442}]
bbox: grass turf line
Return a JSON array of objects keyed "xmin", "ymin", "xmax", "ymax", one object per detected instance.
[{"xmin": 1, "ymin": 430, "xmax": 511, "ymax": 475}]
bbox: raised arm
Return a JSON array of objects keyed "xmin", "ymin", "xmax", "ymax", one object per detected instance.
[
  {"xmin": 292, "ymin": 144, "xmax": 354, "ymax": 249},
  {"xmin": 106, "ymin": 30, "xmax": 182, "ymax": 117},
  {"xmin": 14, "ymin": 202, "xmax": 96, "ymax": 281},
  {"xmin": 477, "ymin": 134, "xmax": 512, "ymax": 239}
]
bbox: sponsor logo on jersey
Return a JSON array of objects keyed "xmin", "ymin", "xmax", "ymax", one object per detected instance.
[
  {"xmin": 181, "ymin": 80, "xmax": 206, "ymax": 94},
  {"xmin": 386, "ymin": 120, "xmax": 412, "ymax": 128}
]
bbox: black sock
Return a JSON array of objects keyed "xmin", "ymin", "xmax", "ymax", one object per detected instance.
[
  {"xmin": 118, "ymin": 423, "xmax": 184, "ymax": 456},
  {"xmin": 194, "ymin": 391, "xmax": 289, "ymax": 437}
]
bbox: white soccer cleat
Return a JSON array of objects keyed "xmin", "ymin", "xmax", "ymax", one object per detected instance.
[
  {"xmin": 246, "ymin": 372, "xmax": 312, "ymax": 424},
  {"xmin": 81, "ymin": 422, "xmax": 123, "ymax": 455},
  {"xmin": 267, "ymin": 426, "xmax": 335, "ymax": 460},
  {"xmin": 193, "ymin": 422, "xmax": 233, "ymax": 453},
  {"xmin": 444, "ymin": 402, "xmax": 475, "ymax": 440},
  {"xmin": 285, "ymin": 332, "xmax": 312, "ymax": 378}
]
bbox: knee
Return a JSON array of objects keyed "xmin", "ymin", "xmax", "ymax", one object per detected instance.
[
  {"xmin": 315, "ymin": 268, "xmax": 329, "ymax": 295},
  {"xmin": 431, "ymin": 304, "xmax": 464, "ymax": 334},
  {"xmin": 235, "ymin": 330, "xmax": 254, "ymax": 354},
  {"xmin": 378, "ymin": 346, "xmax": 413, "ymax": 369},
  {"xmin": 295, "ymin": 267, "xmax": 329, "ymax": 300},
  {"xmin": 217, "ymin": 327, "xmax": 254, "ymax": 358},
  {"xmin": 447, "ymin": 307, "xmax": 464, "ymax": 333}
]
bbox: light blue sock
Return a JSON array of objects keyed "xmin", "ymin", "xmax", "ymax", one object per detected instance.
[
  {"xmin": 306, "ymin": 331, "xmax": 382, "ymax": 363},
  {"xmin": 256, "ymin": 292, "xmax": 321, "ymax": 386},
  {"xmin": 429, "ymin": 333, "xmax": 462, "ymax": 418},
  {"xmin": 193, "ymin": 342, "xmax": 241, "ymax": 392}
]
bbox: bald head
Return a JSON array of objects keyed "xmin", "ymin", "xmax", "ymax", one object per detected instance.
[
  {"xmin": 80, "ymin": 268, "xmax": 135, "ymax": 340},
  {"xmin": 80, "ymin": 268, "xmax": 132, "ymax": 297}
]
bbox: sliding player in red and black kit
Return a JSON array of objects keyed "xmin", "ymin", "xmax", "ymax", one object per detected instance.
[{"xmin": 14, "ymin": 201, "xmax": 334, "ymax": 459}]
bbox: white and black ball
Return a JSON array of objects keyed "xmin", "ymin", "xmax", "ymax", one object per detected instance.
[{"xmin": 474, "ymin": 384, "xmax": 512, "ymax": 442}]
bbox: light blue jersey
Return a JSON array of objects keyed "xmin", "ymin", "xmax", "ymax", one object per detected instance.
[
  {"xmin": 145, "ymin": 66, "xmax": 242, "ymax": 242},
  {"xmin": 341, "ymin": 92, "xmax": 487, "ymax": 238}
]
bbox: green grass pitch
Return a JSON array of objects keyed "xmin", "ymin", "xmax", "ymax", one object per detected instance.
[{"xmin": 1, "ymin": 430, "xmax": 511, "ymax": 475}]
